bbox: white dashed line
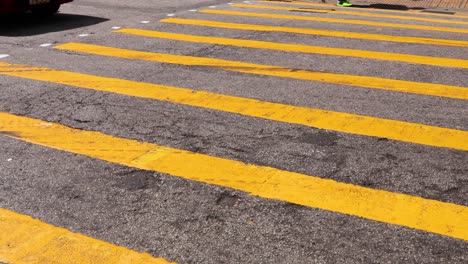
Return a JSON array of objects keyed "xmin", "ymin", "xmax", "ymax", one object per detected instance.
[
  {"xmin": 112, "ymin": 26, "xmax": 122, "ymax": 30},
  {"xmin": 140, "ymin": 21, "xmax": 150, "ymax": 24},
  {"xmin": 39, "ymin": 43, "xmax": 53, "ymax": 47},
  {"xmin": 189, "ymin": 9, "xmax": 197, "ymax": 12},
  {"xmin": 209, "ymin": 5, "xmax": 216, "ymax": 8},
  {"xmin": 0, "ymin": 54, "xmax": 9, "ymax": 59},
  {"xmin": 167, "ymin": 14, "xmax": 175, "ymax": 17},
  {"xmin": 78, "ymin": 34, "xmax": 89, "ymax": 37}
]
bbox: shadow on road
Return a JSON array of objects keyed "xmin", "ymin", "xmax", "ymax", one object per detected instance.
[
  {"xmin": 0, "ymin": 13, "xmax": 108, "ymax": 37},
  {"xmin": 351, "ymin": 3, "xmax": 426, "ymax": 10}
]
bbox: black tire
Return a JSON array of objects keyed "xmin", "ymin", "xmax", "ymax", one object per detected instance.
[{"xmin": 31, "ymin": 4, "xmax": 60, "ymax": 16}]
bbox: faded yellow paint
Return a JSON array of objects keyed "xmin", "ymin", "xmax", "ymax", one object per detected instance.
[
  {"xmin": 116, "ymin": 28, "xmax": 468, "ymax": 69},
  {"xmin": 0, "ymin": 62, "xmax": 467, "ymax": 151},
  {"xmin": 0, "ymin": 112, "xmax": 467, "ymax": 241},
  {"xmin": 235, "ymin": 3, "xmax": 468, "ymax": 25},
  {"xmin": 200, "ymin": 9, "xmax": 468, "ymax": 34},
  {"xmin": 54, "ymin": 42, "xmax": 468, "ymax": 100},
  {"xmin": 0, "ymin": 208, "xmax": 173, "ymax": 264},
  {"xmin": 161, "ymin": 18, "xmax": 468, "ymax": 47},
  {"xmin": 259, "ymin": 0, "xmax": 468, "ymax": 19}
]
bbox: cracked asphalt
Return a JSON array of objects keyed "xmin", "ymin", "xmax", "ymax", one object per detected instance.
[{"xmin": 0, "ymin": 0, "xmax": 467, "ymax": 263}]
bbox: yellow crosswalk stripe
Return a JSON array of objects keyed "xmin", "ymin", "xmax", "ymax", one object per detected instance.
[
  {"xmin": 1, "ymin": 112, "xmax": 467, "ymax": 241},
  {"xmin": 241, "ymin": 3, "xmax": 468, "ymax": 25},
  {"xmin": 259, "ymin": 0, "xmax": 468, "ymax": 19},
  {"xmin": 161, "ymin": 18, "xmax": 468, "ymax": 47},
  {"xmin": 0, "ymin": 62, "xmax": 466, "ymax": 151},
  {"xmin": 200, "ymin": 9, "xmax": 468, "ymax": 34},
  {"xmin": 0, "ymin": 208, "xmax": 173, "ymax": 264},
  {"xmin": 260, "ymin": 0, "xmax": 468, "ymax": 19},
  {"xmin": 54, "ymin": 42, "xmax": 468, "ymax": 100},
  {"xmin": 116, "ymin": 28, "xmax": 468, "ymax": 69}
]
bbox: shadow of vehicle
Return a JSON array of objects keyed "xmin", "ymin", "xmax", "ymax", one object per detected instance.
[
  {"xmin": 350, "ymin": 3, "xmax": 426, "ymax": 11},
  {"xmin": 350, "ymin": 4, "xmax": 457, "ymax": 14},
  {"xmin": 0, "ymin": 12, "xmax": 108, "ymax": 37}
]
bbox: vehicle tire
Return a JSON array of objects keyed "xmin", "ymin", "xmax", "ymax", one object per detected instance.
[{"xmin": 31, "ymin": 4, "xmax": 60, "ymax": 16}]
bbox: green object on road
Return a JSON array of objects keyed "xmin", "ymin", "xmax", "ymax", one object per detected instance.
[{"xmin": 337, "ymin": 0, "xmax": 353, "ymax": 7}]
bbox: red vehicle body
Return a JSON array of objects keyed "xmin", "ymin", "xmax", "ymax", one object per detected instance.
[{"xmin": 0, "ymin": 0, "xmax": 73, "ymax": 15}]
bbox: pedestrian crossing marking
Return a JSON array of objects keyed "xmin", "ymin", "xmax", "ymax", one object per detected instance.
[
  {"xmin": 240, "ymin": 3, "xmax": 468, "ymax": 25},
  {"xmin": 200, "ymin": 9, "xmax": 468, "ymax": 34},
  {"xmin": 116, "ymin": 28, "xmax": 468, "ymax": 69},
  {"xmin": 0, "ymin": 208, "xmax": 173, "ymax": 264},
  {"xmin": 0, "ymin": 62, "xmax": 466, "ymax": 151},
  {"xmin": 1, "ymin": 1, "xmax": 467, "ymax": 259},
  {"xmin": 1, "ymin": 112, "xmax": 467, "ymax": 241},
  {"xmin": 53, "ymin": 42, "xmax": 468, "ymax": 100},
  {"xmin": 236, "ymin": 4, "xmax": 332, "ymax": 14},
  {"xmin": 259, "ymin": 0, "xmax": 468, "ymax": 19},
  {"xmin": 161, "ymin": 18, "xmax": 468, "ymax": 47}
]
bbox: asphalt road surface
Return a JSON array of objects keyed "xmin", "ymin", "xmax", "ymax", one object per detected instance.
[{"xmin": 0, "ymin": 0, "xmax": 467, "ymax": 263}]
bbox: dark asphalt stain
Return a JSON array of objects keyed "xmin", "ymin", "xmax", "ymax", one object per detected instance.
[
  {"xmin": 57, "ymin": 185, "xmax": 84, "ymax": 201},
  {"xmin": 216, "ymin": 192, "xmax": 239, "ymax": 207},
  {"xmin": 114, "ymin": 170, "xmax": 160, "ymax": 191},
  {"xmin": 71, "ymin": 105, "xmax": 108, "ymax": 123},
  {"xmin": 382, "ymin": 153, "xmax": 398, "ymax": 161},
  {"xmin": 298, "ymin": 130, "xmax": 340, "ymax": 146}
]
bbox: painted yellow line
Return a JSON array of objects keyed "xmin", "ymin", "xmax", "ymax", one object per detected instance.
[
  {"xmin": 1, "ymin": 112, "xmax": 467, "ymax": 241},
  {"xmin": 239, "ymin": 4, "xmax": 331, "ymax": 13},
  {"xmin": 259, "ymin": 0, "xmax": 468, "ymax": 19},
  {"xmin": 0, "ymin": 208, "xmax": 173, "ymax": 264},
  {"xmin": 0, "ymin": 62, "xmax": 467, "ymax": 151},
  {"xmin": 161, "ymin": 18, "xmax": 468, "ymax": 47},
  {"xmin": 200, "ymin": 9, "xmax": 468, "ymax": 34},
  {"xmin": 243, "ymin": 3, "xmax": 468, "ymax": 25},
  {"xmin": 54, "ymin": 42, "xmax": 468, "ymax": 100},
  {"xmin": 116, "ymin": 28, "xmax": 468, "ymax": 69}
]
